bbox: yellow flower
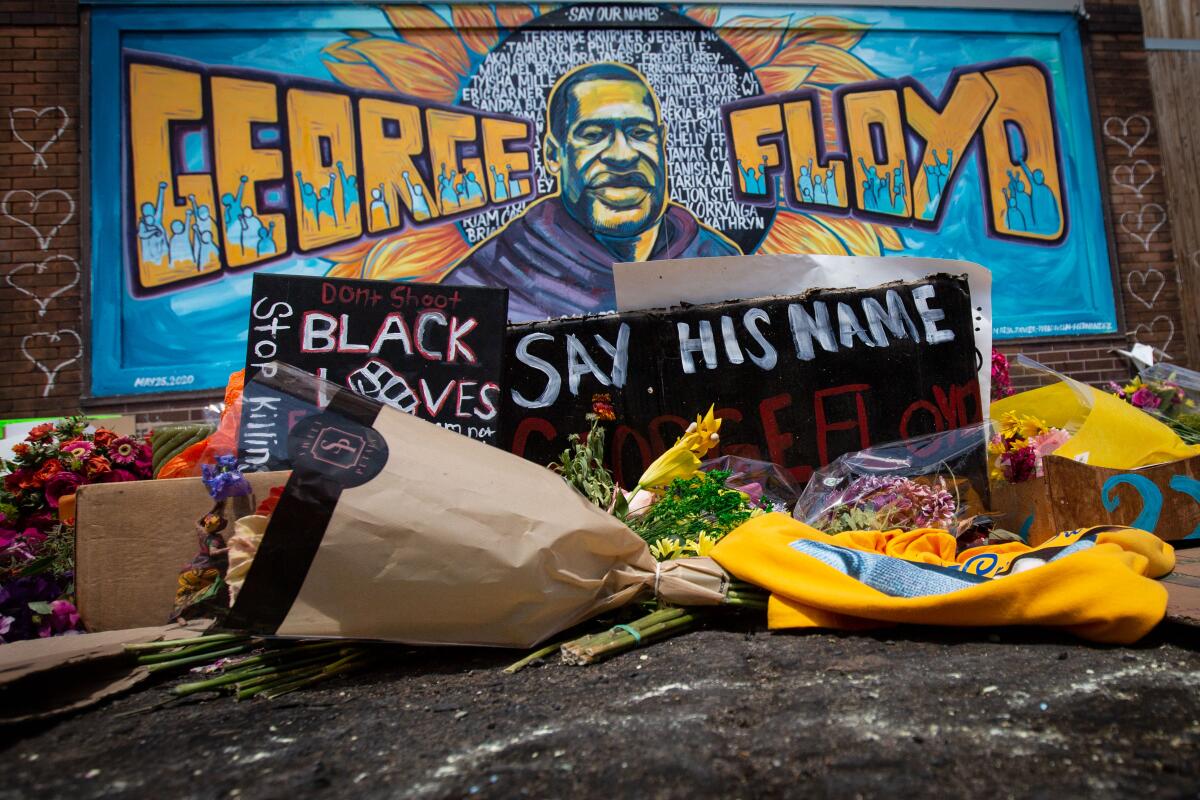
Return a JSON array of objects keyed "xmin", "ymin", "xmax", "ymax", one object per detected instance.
[
  {"xmin": 998, "ymin": 411, "xmax": 1023, "ymax": 439},
  {"xmin": 1018, "ymin": 414, "xmax": 1047, "ymax": 441},
  {"xmin": 635, "ymin": 441, "xmax": 701, "ymax": 491},
  {"xmin": 650, "ymin": 538, "xmax": 685, "ymax": 561},
  {"xmin": 677, "ymin": 404, "xmax": 723, "ymax": 458},
  {"xmin": 685, "ymin": 532, "xmax": 719, "ymax": 557}
]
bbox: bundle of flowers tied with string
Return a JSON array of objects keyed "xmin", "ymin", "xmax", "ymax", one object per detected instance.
[{"xmin": 194, "ymin": 364, "xmax": 753, "ymax": 655}]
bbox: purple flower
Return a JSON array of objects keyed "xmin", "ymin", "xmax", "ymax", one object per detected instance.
[
  {"xmin": 201, "ymin": 462, "xmax": 251, "ymax": 500},
  {"xmin": 1131, "ymin": 387, "xmax": 1162, "ymax": 410},
  {"xmin": 43, "ymin": 470, "xmax": 83, "ymax": 509}
]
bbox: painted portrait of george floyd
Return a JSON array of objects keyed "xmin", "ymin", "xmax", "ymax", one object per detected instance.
[{"xmin": 444, "ymin": 63, "xmax": 742, "ymax": 321}]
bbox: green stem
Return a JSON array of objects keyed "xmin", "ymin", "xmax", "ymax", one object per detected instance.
[
  {"xmin": 124, "ymin": 633, "xmax": 246, "ymax": 653},
  {"xmin": 503, "ymin": 641, "xmax": 565, "ymax": 674},
  {"xmin": 134, "ymin": 638, "xmax": 252, "ymax": 665},
  {"xmin": 261, "ymin": 654, "xmax": 372, "ymax": 700},
  {"xmin": 145, "ymin": 644, "xmax": 252, "ymax": 673}
]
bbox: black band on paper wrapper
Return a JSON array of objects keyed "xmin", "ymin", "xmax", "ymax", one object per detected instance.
[{"xmin": 225, "ymin": 388, "xmax": 387, "ymax": 634}]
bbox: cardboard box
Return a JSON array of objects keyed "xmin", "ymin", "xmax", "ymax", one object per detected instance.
[
  {"xmin": 991, "ymin": 454, "xmax": 1200, "ymax": 546},
  {"xmin": 75, "ymin": 471, "xmax": 289, "ymax": 631}
]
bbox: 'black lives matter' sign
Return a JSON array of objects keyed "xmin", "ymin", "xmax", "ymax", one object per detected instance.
[
  {"xmin": 502, "ymin": 275, "xmax": 982, "ymax": 488},
  {"xmin": 240, "ymin": 274, "xmax": 506, "ymax": 469}
]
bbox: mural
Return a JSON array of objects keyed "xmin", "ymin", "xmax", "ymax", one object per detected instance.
[{"xmin": 90, "ymin": 3, "xmax": 1118, "ymax": 396}]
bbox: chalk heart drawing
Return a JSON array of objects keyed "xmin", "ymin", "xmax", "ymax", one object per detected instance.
[
  {"xmin": 7, "ymin": 254, "xmax": 80, "ymax": 318},
  {"xmin": 1112, "ymin": 159, "xmax": 1155, "ymax": 198},
  {"xmin": 1119, "ymin": 203, "xmax": 1166, "ymax": 251},
  {"xmin": 1104, "ymin": 114, "xmax": 1151, "ymax": 157},
  {"xmin": 0, "ymin": 189, "xmax": 75, "ymax": 250},
  {"xmin": 20, "ymin": 329, "xmax": 82, "ymax": 398},
  {"xmin": 7, "ymin": 106, "xmax": 69, "ymax": 170},
  {"xmin": 1134, "ymin": 315, "xmax": 1176, "ymax": 354},
  {"xmin": 1126, "ymin": 268, "xmax": 1165, "ymax": 310}
]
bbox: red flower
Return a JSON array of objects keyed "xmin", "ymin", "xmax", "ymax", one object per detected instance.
[
  {"xmin": 11, "ymin": 443, "xmax": 29, "ymax": 457},
  {"xmin": 30, "ymin": 458, "xmax": 64, "ymax": 488},
  {"xmin": 92, "ymin": 428, "xmax": 118, "ymax": 449},
  {"xmin": 44, "ymin": 471, "xmax": 83, "ymax": 508},
  {"xmin": 99, "ymin": 468, "xmax": 138, "ymax": 483},
  {"xmin": 4, "ymin": 469, "xmax": 32, "ymax": 493},
  {"xmin": 255, "ymin": 485, "xmax": 286, "ymax": 517},
  {"xmin": 26, "ymin": 423, "xmax": 55, "ymax": 442},
  {"xmin": 84, "ymin": 455, "xmax": 112, "ymax": 479}
]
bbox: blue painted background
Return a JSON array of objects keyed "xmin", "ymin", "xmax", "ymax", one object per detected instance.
[{"xmin": 88, "ymin": 4, "xmax": 1117, "ymax": 397}]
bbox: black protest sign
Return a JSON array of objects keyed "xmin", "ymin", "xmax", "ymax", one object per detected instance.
[
  {"xmin": 240, "ymin": 274, "xmax": 506, "ymax": 469},
  {"xmin": 501, "ymin": 274, "xmax": 982, "ymax": 488}
]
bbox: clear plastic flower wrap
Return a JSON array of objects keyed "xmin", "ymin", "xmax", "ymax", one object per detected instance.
[
  {"xmin": 793, "ymin": 423, "xmax": 992, "ymax": 533},
  {"xmin": 700, "ymin": 455, "xmax": 801, "ymax": 513}
]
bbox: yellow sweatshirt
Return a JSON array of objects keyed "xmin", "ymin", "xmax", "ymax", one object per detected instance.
[{"xmin": 710, "ymin": 515, "xmax": 1174, "ymax": 644}]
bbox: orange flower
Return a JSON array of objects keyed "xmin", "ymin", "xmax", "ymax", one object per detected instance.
[
  {"xmin": 12, "ymin": 443, "xmax": 29, "ymax": 457},
  {"xmin": 32, "ymin": 458, "xmax": 64, "ymax": 488},
  {"xmin": 26, "ymin": 423, "xmax": 55, "ymax": 442},
  {"xmin": 85, "ymin": 455, "xmax": 112, "ymax": 479},
  {"xmin": 92, "ymin": 428, "xmax": 118, "ymax": 448}
]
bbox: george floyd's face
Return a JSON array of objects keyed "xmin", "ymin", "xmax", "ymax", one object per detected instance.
[{"xmin": 546, "ymin": 78, "xmax": 667, "ymax": 238}]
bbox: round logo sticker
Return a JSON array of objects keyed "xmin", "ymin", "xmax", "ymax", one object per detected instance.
[{"xmin": 288, "ymin": 412, "xmax": 388, "ymax": 489}]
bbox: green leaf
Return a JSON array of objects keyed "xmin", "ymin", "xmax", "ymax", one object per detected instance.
[{"xmin": 28, "ymin": 600, "xmax": 54, "ymax": 615}]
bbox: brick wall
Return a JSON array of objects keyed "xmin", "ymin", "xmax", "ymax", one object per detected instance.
[
  {"xmin": 0, "ymin": 0, "xmax": 84, "ymax": 419},
  {"xmin": 0, "ymin": 1, "xmax": 1189, "ymax": 427},
  {"xmin": 1082, "ymin": 0, "xmax": 1189, "ymax": 371}
]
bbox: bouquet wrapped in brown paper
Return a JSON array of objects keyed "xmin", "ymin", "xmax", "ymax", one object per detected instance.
[{"xmin": 223, "ymin": 365, "xmax": 727, "ymax": 648}]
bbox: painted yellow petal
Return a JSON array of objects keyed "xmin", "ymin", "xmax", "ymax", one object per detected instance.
[
  {"xmin": 757, "ymin": 64, "xmax": 816, "ymax": 94},
  {"xmin": 877, "ymin": 225, "xmax": 905, "ymax": 251},
  {"xmin": 684, "ymin": 6, "xmax": 719, "ymax": 28},
  {"xmin": 341, "ymin": 38, "xmax": 462, "ymax": 102},
  {"xmin": 782, "ymin": 15, "xmax": 871, "ymax": 51},
  {"xmin": 326, "ymin": 226, "xmax": 470, "ymax": 283},
  {"xmin": 495, "ymin": 4, "xmax": 537, "ymax": 29},
  {"xmin": 384, "ymin": 5, "xmax": 471, "ymax": 77},
  {"xmin": 719, "ymin": 15, "xmax": 788, "ymax": 67},
  {"xmin": 800, "ymin": 43, "xmax": 881, "ymax": 85},
  {"xmin": 759, "ymin": 210, "xmax": 850, "ymax": 256},
  {"xmin": 322, "ymin": 57, "xmax": 397, "ymax": 93},
  {"xmin": 452, "ymin": 5, "xmax": 500, "ymax": 54},
  {"xmin": 819, "ymin": 217, "xmax": 882, "ymax": 257},
  {"xmin": 324, "ymin": 38, "xmax": 370, "ymax": 62}
]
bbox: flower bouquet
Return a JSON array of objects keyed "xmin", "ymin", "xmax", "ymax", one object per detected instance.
[
  {"xmin": 1111, "ymin": 364, "xmax": 1200, "ymax": 445},
  {"xmin": 794, "ymin": 424, "xmax": 990, "ymax": 542},
  {"xmin": 1, "ymin": 418, "xmax": 153, "ymax": 642}
]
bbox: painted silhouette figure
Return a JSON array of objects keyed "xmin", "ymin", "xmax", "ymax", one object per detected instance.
[
  {"xmin": 336, "ymin": 161, "xmax": 359, "ymax": 218},
  {"xmin": 194, "ymin": 229, "xmax": 220, "ymax": 270},
  {"xmin": 256, "ymin": 221, "xmax": 277, "ymax": 256},
  {"xmin": 369, "ymin": 184, "xmax": 391, "ymax": 227},
  {"xmin": 738, "ymin": 159, "xmax": 761, "ymax": 194},
  {"xmin": 137, "ymin": 180, "xmax": 168, "ymax": 263},
  {"xmin": 462, "ymin": 170, "xmax": 485, "ymax": 202},
  {"xmin": 167, "ymin": 213, "xmax": 195, "ymax": 270},
  {"xmin": 1003, "ymin": 188, "xmax": 1028, "ymax": 232},
  {"xmin": 824, "ymin": 166, "xmax": 839, "ymax": 205},
  {"xmin": 221, "ymin": 175, "xmax": 248, "ymax": 231},
  {"xmin": 1020, "ymin": 159, "xmax": 1060, "ymax": 234},
  {"xmin": 437, "ymin": 164, "xmax": 459, "ymax": 209},
  {"xmin": 507, "ymin": 165, "xmax": 526, "ymax": 198},
  {"xmin": 402, "ymin": 171, "xmax": 432, "ymax": 220},
  {"xmin": 812, "ymin": 173, "xmax": 826, "ymax": 204},
  {"xmin": 295, "ymin": 170, "xmax": 318, "ymax": 225},
  {"xmin": 187, "ymin": 194, "xmax": 220, "ymax": 269},
  {"xmin": 316, "ymin": 173, "xmax": 337, "ymax": 228},
  {"xmin": 490, "ymin": 164, "xmax": 509, "ymax": 201},
  {"xmin": 239, "ymin": 206, "xmax": 263, "ymax": 255},
  {"xmin": 798, "ymin": 158, "xmax": 815, "ymax": 200}
]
